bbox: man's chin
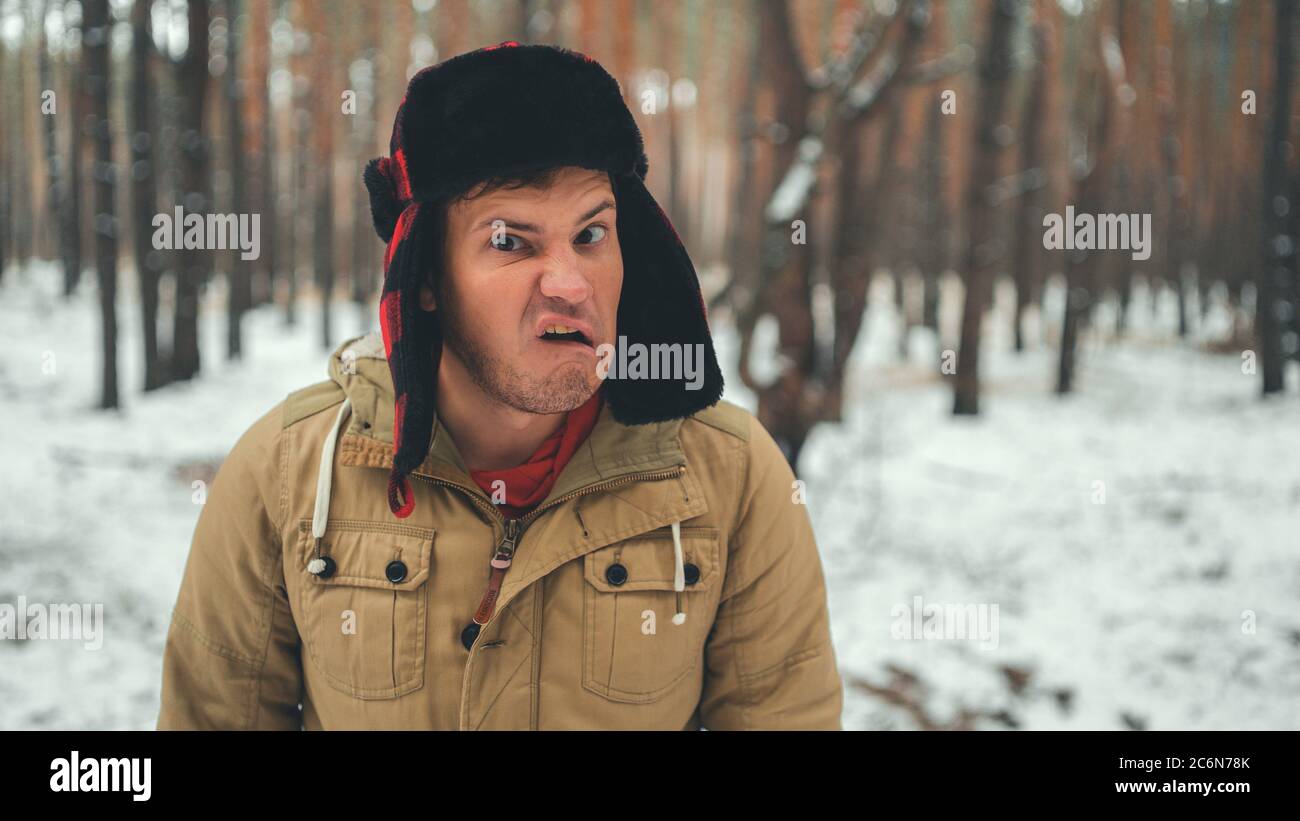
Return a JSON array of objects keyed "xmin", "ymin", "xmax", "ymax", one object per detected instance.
[{"xmin": 508, "ymin": 365, "xmax": 598, "ymax": 415}]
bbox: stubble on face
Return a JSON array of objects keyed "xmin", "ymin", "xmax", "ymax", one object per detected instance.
[{"xmin": 438, "ymin": 293, "xmax": 596, "ymax": 415}]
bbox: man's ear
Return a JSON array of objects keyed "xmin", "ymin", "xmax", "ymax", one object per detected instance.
[{"xmin": 419, "ymin": 281, "xmax": 437, "ymax": 312}]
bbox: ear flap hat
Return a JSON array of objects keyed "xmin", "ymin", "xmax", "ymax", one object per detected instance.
[{"xmin": 363, "ymin": 42, "xmax": 724, "ymax": 519}]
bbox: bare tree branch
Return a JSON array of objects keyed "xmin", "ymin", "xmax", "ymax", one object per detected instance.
[{"xmin": 808, "ymin": 0, "xmax": 902, "ymax": 94}]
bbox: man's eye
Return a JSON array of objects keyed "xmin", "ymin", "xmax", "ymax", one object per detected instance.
[
  {"xmin": 576, "ymin": 224, "xmax": 608, "ymax": 245},
  {"xmin": 490, "ymin": 233, "xmax": 525, "ymax": 252}
]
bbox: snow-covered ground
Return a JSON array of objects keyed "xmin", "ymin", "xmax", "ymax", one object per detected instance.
[
  {"xmin": 1, "ymin": 263, "xmax": 1296, "ymax": 729},
  {"xmin": 770, "ymin": 276, "xmax": 1299, "ymax": 730}
]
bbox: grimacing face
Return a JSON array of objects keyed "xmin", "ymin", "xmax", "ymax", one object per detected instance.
[{"xmin": 421, "ymin": 166, "xmax": 623, "ymax": 415}]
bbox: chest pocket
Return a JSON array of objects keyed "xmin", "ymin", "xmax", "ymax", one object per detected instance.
[
  {"xmin": 296, "ymin": 519, "xmax": 434, "ymax": 699},
  {"xmin": 582, "ymin": 526, "xmax": 720, "ymax": 703}
]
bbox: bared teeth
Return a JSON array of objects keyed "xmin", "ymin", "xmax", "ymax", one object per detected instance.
[{"xmin": 545, "ymin": 324, "xmax": 579, "ymax": 335}]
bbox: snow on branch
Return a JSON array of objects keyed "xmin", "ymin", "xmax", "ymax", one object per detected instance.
[
  {"xmin": 808, "ymin": 0, "xmax": 901, "ymax": 93},
  {"xmin": 843, "ymin": 49, "xmax": 902, "ymax": 117},
  {"xmin": 906, "ymin": 43, "xmax": 976, "ymax": 86},
  {"xmin": 765, "ymin": 136, "xmax": 824, "ymax": 223}
]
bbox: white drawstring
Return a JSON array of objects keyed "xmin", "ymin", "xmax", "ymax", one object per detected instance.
[
  {"xmin": 671, "ymin": 520, "xmax": 686, "ymax": 625},
  {"xmin": 308, "ymin": 398, "xmax": 352, "ymax": 575}
]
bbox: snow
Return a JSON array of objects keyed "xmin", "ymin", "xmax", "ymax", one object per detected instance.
[
  {"xmin": 1, "ymin": 262, "xmax": 1297, "ymax": 730},
  {"xmin": 0, "ymin": 263, "xmax": 345, "ymax": 729}
]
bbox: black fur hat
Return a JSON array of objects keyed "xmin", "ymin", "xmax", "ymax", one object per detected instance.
[{"xmin": 364, "ymin": 42, "xmax": 724, "ymax": 519}]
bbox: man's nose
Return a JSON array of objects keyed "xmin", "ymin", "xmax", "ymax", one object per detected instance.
[{"xmin": 537, "ymin": 247, "xmax": 594, "ymax": 303}]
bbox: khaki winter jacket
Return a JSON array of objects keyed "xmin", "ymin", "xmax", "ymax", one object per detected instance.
[{"xmin": 157, "ymin": 332, "xmax": 842, "ymax": 730}]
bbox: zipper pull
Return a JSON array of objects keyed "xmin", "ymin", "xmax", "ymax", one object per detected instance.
[
  {"xmin": 472, "ymin": 519, "xmax": 521, "ymax": 629},
  {"xmin": 491, "ymin": 519, "xmax": 521, "ymax": 569}
]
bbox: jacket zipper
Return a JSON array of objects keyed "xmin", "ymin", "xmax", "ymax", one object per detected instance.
[{"xmin": 411, "ymin": 465, "xmax": 686, "ymax": 637}]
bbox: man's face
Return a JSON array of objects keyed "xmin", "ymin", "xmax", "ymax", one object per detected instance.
[{"xmin": 427, "ymin": 166, "xmax": 623, "ymax": 415}]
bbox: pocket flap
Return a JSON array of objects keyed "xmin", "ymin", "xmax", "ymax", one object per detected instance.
[
  {"xmin": 297, "ymin": 519, "xmax": 435, "ymax": 592},
  {"xmin": 584, "ymin": 526, "xmax": 719, "ymax": 593}
]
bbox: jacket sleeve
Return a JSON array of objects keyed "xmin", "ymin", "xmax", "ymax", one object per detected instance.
[
  {"xmin": 698, "ymin": 417, "xmax": 843, "ymax": 730},
  {"xmin": 157, "ymin": 405, "xmax": 304, "ymax": 730}
]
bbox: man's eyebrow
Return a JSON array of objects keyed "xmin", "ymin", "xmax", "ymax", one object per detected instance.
[
  {"xmin": 474, "ymin": 199, "xmax": 615, "ymax": 234},
  {"xmin": 476, "ymin": 217, "xmax": 541, "ymax": 233},
  {"xmin": 575, "ymin": 199, "xmax": 616, "ymax": 225}
]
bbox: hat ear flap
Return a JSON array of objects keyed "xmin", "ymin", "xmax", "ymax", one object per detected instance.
[
  {"xmin": 379, "ymin": 202, "xmax": 443, "ymax": 517},
  {"xmin": 606, "ymin": 172, "xmax": 724, "ymax": 425}
]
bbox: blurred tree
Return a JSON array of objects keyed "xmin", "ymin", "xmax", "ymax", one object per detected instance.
[
  {"xmin": 715, "ymin": 7, "xmax": 764, "ymax": 313},
  {"xmin": 349, "ymin": 5, "xmax": 382, "ymax": 334},
  {"xmin": 0, "ymin": 37, "xmax": 7, "ymax": 284},
  {"xmin": 1158, "ymin": 0, "xmax": 1192, "ymax": 337},
  {"xmin": 730, "ymin": 0, "xmax": 962, "ymax": 465},
  {"xmin": 85, "ymin": 0, "xmax": 118, "ymax": 408},
  {"xmin": 1109, "ymin": 0, "xmax": 1141, "ymax": 338},
  {"xmin": 1225, "ymin": 0, "xmax": 1267, "ymax": 348},
  {"xmin": 916, "ymin": 84, "xmax": 947, "ymax": 334},
  {"xmin": 1258, "ymin": 0, "xmax": 1296, "ymax": 394},
  {"xmin": 247, "ymin": 0, "xmax": 276, "ymax": 310},
  {"xmin": 63, "ymin": 0, "xmax": 85, "ymax": 297},
  {"xmin": 1010, "ymin": 13, "xmax": 1053, "ymax": 353},
  {"xmin": 226, "ymin": 0, "xmax": 251, "ymax": 360},
  {"xmin": 509, "ymin": 0, "xmax": 533, "ymax": 43},
  {"xmin": 1056, "ymin": 7, "xmax": 1126, "ymax": 396},
  {"xmin": 953, "ymin": 0, "xmax": 1016, "ymax": 415},
  {"xmin": 441, "ymin": 0, "xmax": 471, "ymax": 59},
  {"xmin": 306, "ymin": 0, "xmax": 336, "ymax": 351},
  {"xmin": 8, "ymin": 8, "xmax": 34, "ymax": 273},
  {"xmin": 131, "ymin": 0, "xmax": 165, "ymax": 390},
  {"xmin": 612, "ymin": 0, "xmax": 636, "ymax": 100},
  {"xmin": 286, "ymin": 0, "xmax": 308, "ymax": 329},
  {"xmin": 173, "ymin": 0, "xmax": 211, "ymax": 381},
  {"xmin": 828, "ymin": 7, "xmax": 929, "ymax": 371},
  {"xmin": 39, "ymin": 0, "xmax": 64, "ymax": 283}
]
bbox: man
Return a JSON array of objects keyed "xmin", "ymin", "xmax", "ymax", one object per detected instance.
[{"xmin": 157, "ymin": 43, "xmax": 841, "ymax": 730}]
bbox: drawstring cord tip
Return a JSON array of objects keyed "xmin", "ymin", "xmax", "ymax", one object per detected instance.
[{"xmin": 671, "ymin": 521, "xmax": 687, "ymax": 626}]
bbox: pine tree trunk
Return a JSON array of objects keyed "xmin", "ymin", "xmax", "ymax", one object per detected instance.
[
  {"xmin": 39, "ymin": 0, "xmax": 63, "ymax": 270},
  {"xmin": 307, "ymin": 0, "xmax": 335, "ymax": 351},
  {"xmin": 953, "ymin": 0, "xmax": 1017, "ymax": 416},
  {"xmin": 1257, "ymin": 0, "xmax": 1296, "ymax": 395},
  {"xmin": 62, "ymin": 30, "xmax": 84, "ymax": 296},
  {"xmin": 249, "ymin": 0, "xmax": 277, "ymax": 308},
  {"xmin": 1011, "ymin": 23, "xmax": 1049, "ymax": 354},
  {"xmin": 0, "ymin": 41, "xmax": 10, "ymax": 282},
  {"xmin": 172, "ymin": 0, "xmax": 211, "ymax": 381},
  {"xmin": 918, "ymin": 95, "xmax": 946, "ymax": 334},
  {"xmin": 85, "ymin": 0, "xmax": 118, "ymax": 409},
  {"xmin": 132, "ymin": 0, "xmax": 164, "ymax": 391},
  {"xmin": 1058, "ymin": 17, "xmax": 1121, "ymax": 396},
  {"xmin": 226, "ymin": 0, "xmax": 249, "ymax": 360}
]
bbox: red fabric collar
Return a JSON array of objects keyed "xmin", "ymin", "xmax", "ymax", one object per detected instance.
[{"xmin": 469, "ymin": 390, "xmax": 604, "ymax": 520}]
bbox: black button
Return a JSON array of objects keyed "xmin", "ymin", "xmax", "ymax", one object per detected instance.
[
  {"xmin": 684, "ymin": 563, "xmax": 700, "ymax": 585},
  {"xmin": 314, "ymin": 556, "xmax": 337, "ymax": 579},
  {"xmin": 605, "ymin": 563, "xmax": 628, "ymax": 586},
  {"xmin": 460, "ymin": 623, "xmax": 481, "ymax": 650},
  {"xmin": 385, "ymin": 560, "xmax": 408, "ymax": 583}
]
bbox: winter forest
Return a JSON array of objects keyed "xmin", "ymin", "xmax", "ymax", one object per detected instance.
[{"xmin": 0, "ymin": 0, "xmax": 1297, "ymax": 730}]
